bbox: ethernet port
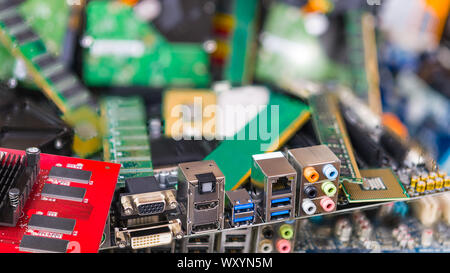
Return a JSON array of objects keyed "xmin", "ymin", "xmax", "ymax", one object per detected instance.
[{"xmin": 272, "ymin": 176, "xmax": 292, "ymax": 195}]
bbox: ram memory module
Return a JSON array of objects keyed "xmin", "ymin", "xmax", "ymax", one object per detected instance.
[
  {"xmin": 101, "ymin": 96, "xmax": 153, "ymax": 188},
  {"xmin": 309, "ymin": 93, "xmax": 363, "ymax": 184},
  {"xmin": 0, "ymin": 0, "xmax": 101, "ymax": 157}
]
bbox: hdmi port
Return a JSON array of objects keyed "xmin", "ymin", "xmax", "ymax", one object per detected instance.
[
  {"xmin": 192, "ymin": 222, "xmax": 218, "ymax": 233},
  {"xmin": 194, "ymin": 201, "xmax": 218, "ymax": 210}
]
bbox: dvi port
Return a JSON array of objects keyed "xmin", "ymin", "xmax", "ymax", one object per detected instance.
[{"xmin": 115, "ymin": 219, "xmax": 182, "ymax": 249}]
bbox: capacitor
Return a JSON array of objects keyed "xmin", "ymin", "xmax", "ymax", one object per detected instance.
[
  {"xmin": 421, "ymin": 229, "xmax": 433, "ymax": 248},
  {"xmin": 444, "ymin": 176, "xmax": 450, "ymax": 188},
  {"xmin": 335, "ymin": 219, "xmax": 352, "ymax": 243},
  {"xmin": 359, "ymin": 223, "xmax": 372, "ymax": 242},
  {"xmin": 438, "ymin": 170, "xmax": 447, "ymax": 178},
  {"xmin": 407, "ymin": 238, "xmax": 416, "ymax": 250},
  {"xmin": 26, "ymin": 147, "xmax": 40, "ymax": 169},
  {"xmin": 426, "ymin": 179, "xmax": 435, "ymax": 191},
  {"xmin": 428, "ymin": 172, "xmax": 437, "ymax": 180},
  {"xmin": 416, "ymin": 181, "xmax": 426, "ymax": 193},
  {"xmin": 435, "ymin": 177, "xmax": 444, "ymax": 190},
  {"xmin": 410, "ymin": 175, "xmax": 419, "ymax": 188},
  {"xmin": 420, "ymin": 172, "xmax": 429, "ymax": 181}
]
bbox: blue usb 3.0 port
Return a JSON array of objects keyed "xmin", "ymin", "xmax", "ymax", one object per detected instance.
[
  {"xmin": 233, "ymin": 216, "xmax": 254, "ymax": 223},
  {"xmin": 271, "ymin": 197, "xmax": 291, "ymax": 207},
  {"xmin": 234, "ymin": 203, "xmax": 254, "ymax": 213},
  {"xmin": 270, "ymin": 210, "xmax": 291, "ymax": 220}
]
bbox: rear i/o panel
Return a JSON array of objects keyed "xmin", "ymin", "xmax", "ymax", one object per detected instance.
[
  {"xmin": 181, "ymin": 233, "xmax": 216, "ymax": 253},
  {"xmin": 254, "ymin": 221, "xmax": 296, "ymax": 253},
  {"xmin": 115, "ymin": 219, "xmax": 183, "ymax": 250},
  {"xmin": 177, "ymin": 160, "xmax": 225, "ymax": 235},
  {"xmin": 251, "ymin": 152, "xmax": 297, "ymax": 222},
  {"xmin": 119, "ymin": 176, "xmax": 177, "ymax": 217},
  {"xmin": 226, "ymin": 188, "xmax": 255, "ymax": 227},
  {"xmin": 288, "ymin": 145, "xmax": 340, "ymax": 216},
  {"xmin": 217, "ymin": 228, "xmax": 252, "ymax": 253}
]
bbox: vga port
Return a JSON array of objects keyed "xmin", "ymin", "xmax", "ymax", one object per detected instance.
[
  {"xmin": 137, "ymin": 200, "xmax": 165, "ymax": 215},
  {"xmin": 121, "ymin": 190, "xmax": 177, "ymax": 216},
  {"xmin": 115, "ymin": 219, "xmax": 182, "ymax": 249}
]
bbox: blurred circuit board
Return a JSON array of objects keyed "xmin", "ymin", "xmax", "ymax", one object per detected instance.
[
  {"xmin": 101, "ymin": 96, "xmax": 153, "ymax": 187},
  {"xmin": 255, "ymin": 2, "xmax": 342, "ymax": 89},
  {"xmin": 295, "ymin": 206, "xmax": 450, "ymax": 253},
  {"xmin": 83, "ymin": 0, "xmax": 210, "ymax": 87},
  {"xmin": 0, "ymin": 0, "xmax": 69, "ymax": 80},
  {"xmin": 309, "ymin": 93, "xmax": 363, "ymax": 184}
]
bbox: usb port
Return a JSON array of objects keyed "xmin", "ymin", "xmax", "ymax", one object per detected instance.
[
  {"xmin": 225, "ymin": 234, "xmax": 247, "ymax": 243},
  {"xmin": 224, "ymin": 246, "xmax": 244, "ymax": 253},
  {"xmin": 188, "ymin": 235, "xmax": 210, "ymax": 244},
  {"xmin": 234, "ymin": 203, "xmax": 254, "ymax": 213},
  {"xmin": 270, "ymin": 210, "xmax": 290, "ymax": 221},
  {"xmin": 270, "ymin": 197, "xmax": 291, "ymax": 208},
  {"xmin": 187, "ymin": 247, "xmax": 208, "ymax": 253},
  {"xmin": 233, "ymin": 216, "xmax": 254, "ymax": 224}
]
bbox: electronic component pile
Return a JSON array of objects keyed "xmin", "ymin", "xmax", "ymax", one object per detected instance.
[{"xmin": 0, "ymin": 0, "xmax": 448, "ymax": 254}]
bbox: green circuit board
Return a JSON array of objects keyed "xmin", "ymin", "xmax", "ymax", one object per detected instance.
[
  {"xmin": 205, "ymin": 90, "xmax": 310, "ymax": 191},
  {"xmin": 0, "ymin": 0, "xmax": 69, "ymax": 80},
  {"xmin": 83, "ymin": 0, "xmax": 210, "ymax": 88},
  {"xmin": 101, "ymin": 96, "xmax": 153, "ymax": 187},
  {"xmin": 309, "ymin": 93, "xmax": 363, "ymax": 184}
]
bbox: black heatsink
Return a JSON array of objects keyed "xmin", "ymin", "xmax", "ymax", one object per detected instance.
[{"xmin": 0, "ymin": 149, "xmax": 39, "ymax": 227}]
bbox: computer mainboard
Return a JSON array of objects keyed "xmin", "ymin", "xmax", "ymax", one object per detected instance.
[{"xmin": 0, "ymin": 0, "xmax": 448, "ymax": 261}]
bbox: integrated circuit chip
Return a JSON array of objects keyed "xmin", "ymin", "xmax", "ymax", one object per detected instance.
[
  {"xmin": 41, "ymin": 183, "xmax": 86, "ymax": 202},
  {"xmin": 342, "ymin": 168, "xmax": 410, "ymax": 203},
  {"xmin": 19, "ymin": 235, "xmax": 69, "ymax": 253},
  {"xmin": 28, "ymin": 214, "xmax": 76, "ymax": 235},
  {"xmin": 48, "ymin": 166, "xmax": 92, "ymax": 184}
]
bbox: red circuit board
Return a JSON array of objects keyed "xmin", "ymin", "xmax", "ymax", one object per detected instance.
[{"xmin": 0, "ymin": 148, "xmax": 120, "ymax": 253}]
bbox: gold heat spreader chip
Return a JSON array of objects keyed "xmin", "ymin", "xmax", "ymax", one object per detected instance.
[{"xmin": 342, "ymin": 168, "xmax": 410, "ymax": 203}]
